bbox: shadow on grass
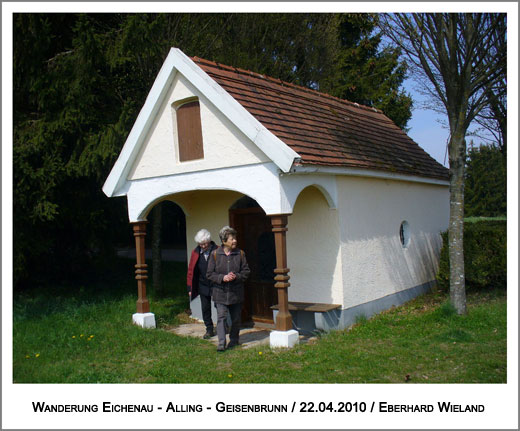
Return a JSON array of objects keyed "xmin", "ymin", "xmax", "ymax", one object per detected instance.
[{"xmin": 13, "ymin": 258, "xmax": 189, "ymax": 322}]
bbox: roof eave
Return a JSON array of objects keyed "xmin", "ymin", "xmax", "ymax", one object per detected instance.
[
  {"xmin": 288, "ymin": 164, "xmax": 450, "ymax": 186},
  {"xmin": 103, "ymin": 51, "xmax": 179, "ymax": 197}
]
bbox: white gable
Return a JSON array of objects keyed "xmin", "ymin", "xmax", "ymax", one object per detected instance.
[
  {"xmin": 127, "ymin": 73, "xmax": 270, "ymax": 180},
  {"xmin": 103, "ymin": 48, "xmax": 300, "ymax": 197}
]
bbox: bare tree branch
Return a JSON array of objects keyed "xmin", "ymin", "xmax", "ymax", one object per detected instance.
[{"xmin": 380, "ymin": 12, "xmax": 507, "ymax": 315}]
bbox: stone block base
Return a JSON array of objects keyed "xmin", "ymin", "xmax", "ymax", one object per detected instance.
[
  {"xmin": 132, "ymin": 312, "xmax": 156, "ymax": 328},
  {"xmin": 269, "ymin": 329, "xmax": 299, "ymax": 348}
]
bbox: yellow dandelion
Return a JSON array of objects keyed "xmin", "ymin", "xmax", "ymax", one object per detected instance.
[
  {"xmin": 228, "ymin": 374, "xmax": 233, "ymax": 378},
  {"xmin": 35, "ymin": 353, "xmax": 40, "ymax": 358},
  {"xmin": 80, "ymin": 334, "xmax": 84, "ymax": 337},
  {"xmin": 72, "ymin": 336, "xmax": 76, "ymax": 339},
  {"xmin": 258, "ymin": 351, "xmax": 263, "ymax": 355},
  {"xmin": 25, "ymin": 355, "xmax": 30, "ymax": 359},
  {"xmin": 89, "ymin": 335, "xmax": 94, "ymax": 338}
]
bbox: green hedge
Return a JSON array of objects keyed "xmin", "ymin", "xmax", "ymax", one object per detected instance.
[{"xmin": 437, "ymin": 220, "xmax": 507, "ymax": 290}]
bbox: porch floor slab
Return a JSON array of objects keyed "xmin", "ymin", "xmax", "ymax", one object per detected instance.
[{"xmin": 169, "ymin": 322, "xmax": 316, "ymax": 349}]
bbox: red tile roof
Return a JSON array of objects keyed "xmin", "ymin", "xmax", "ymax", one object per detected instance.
[{"xmin": 192, "ymin": 57, "xmax": 449, "ymax": 181}]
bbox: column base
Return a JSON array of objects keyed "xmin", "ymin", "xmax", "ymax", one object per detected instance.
[
  {"xmin": 132, "ymin": 312, "xmax": 156, "ymax": 329},
  {"xmin": 269, "ymin": 329, "xmax": 299, "ymax": 348}
]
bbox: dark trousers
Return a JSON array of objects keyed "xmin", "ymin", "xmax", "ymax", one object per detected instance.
[
  {"xmin": 200, "ymin": 293, "xmax": 214, "ymax": 331},
  {"xmin": 216, "ymin": 302, "xmax": 242, "ymax": 347}
]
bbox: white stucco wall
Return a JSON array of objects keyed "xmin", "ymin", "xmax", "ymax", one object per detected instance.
[
  {"xmin": 165, "ymin": 190, "xmax": 243, "ymax": 260},
  {"xmin": 128, "ymin": 73, "xmax": 270, "ymax": 180},
  {"xmin": 279, "ymin": 172, "xmax": 338, "ymax": 211},
  {"xmin": 336, "ymin": 176, "xmax": 449, "ymax": 309},
  {"xmin": 286, "ymin": 186, "xmax": 344, "ymax": 305}
]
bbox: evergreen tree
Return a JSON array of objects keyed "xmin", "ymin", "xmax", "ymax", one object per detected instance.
[
  {"xmin": 330, "ymin": 14, "xmax": 413, "ymax": 129},
  {"xmin": 205, "ymin": 14, "xmax": 342, "ymax": 90},
  {"xmin": 465, "ymin": 144, "xmax": 506, "ymax": 217},
  {"xmin": 206, "ymin": 14, "xmax": 413, "ymax": 128},
  {"xmin": 13, "ymin": 14, "xmax": 130, "ymax": 286},
  {"xmin": 13, "ymin": 12, "xmax": 415, "ymax": 287}
]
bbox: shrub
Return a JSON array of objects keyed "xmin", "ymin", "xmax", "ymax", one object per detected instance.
[
  {"xmin": 436, "ymin": 301, "xmax": 457, "ymax": 318},
  {"xmin": 437, "ymin": 220, "xmax": 506, "ymax": 291}
]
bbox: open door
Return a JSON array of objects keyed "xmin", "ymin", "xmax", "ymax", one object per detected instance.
[{"xmin": 229, "ymin": 200, "xmax": 276, "ymax": 325}]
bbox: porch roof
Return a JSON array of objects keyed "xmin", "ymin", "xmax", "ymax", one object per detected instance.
[{"xmin": 192, "ymin": 57, "xmax": 449, "ymax": 181}]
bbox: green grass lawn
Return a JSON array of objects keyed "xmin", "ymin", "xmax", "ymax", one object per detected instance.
[{"xmin": 13, "ymin": 259, "xmax": 507, "ymax": 383}]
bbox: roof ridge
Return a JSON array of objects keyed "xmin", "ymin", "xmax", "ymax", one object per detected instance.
[{"xmin": 190, "ymin": 56, "xmax": 384, "ymax": 116}]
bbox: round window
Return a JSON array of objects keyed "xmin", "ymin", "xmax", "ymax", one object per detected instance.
[{"xmin": 400, "ymin": 221, "xmax": 410, "ymax": 248}]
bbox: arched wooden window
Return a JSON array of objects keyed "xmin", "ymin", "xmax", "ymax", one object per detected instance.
[{"xmin": 176, "ymin": 100, "xmax": 204, "ymax": 161}]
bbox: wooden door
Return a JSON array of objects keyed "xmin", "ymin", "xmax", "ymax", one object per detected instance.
[{"xmin": 229, "ymin": 208, "xmax": 277, "ymax": 324}]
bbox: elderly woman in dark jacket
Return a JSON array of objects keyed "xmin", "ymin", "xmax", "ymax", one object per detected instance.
[
  {"xmin": 206, "ymin": 226, "xmax": 250, "ymax": 351},
  {"xmin": 187, "ymin": 229, "xmax": 218, "ymax": 339}
]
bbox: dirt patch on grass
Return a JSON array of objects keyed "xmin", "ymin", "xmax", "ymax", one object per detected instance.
[
  {"xmin": 215, "ymin": 361, "xmax": 233, "ymax": 371},
  {"xmin": 162, "ymin": 313, "xmax": 200, "ymax": 331},
  {"xmin": 288, "ymin": 362, "xmax": 303, "ymax": 370}
]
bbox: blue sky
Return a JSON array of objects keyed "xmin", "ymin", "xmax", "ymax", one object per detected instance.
[
  {"xmin": 407, "ymin": 110, "xmax": 449, "ymax": 167},
  {"xmin": 403, "ymin": 80, "xmax": 493, "ymax": 169},
  {"xmin": 404, "ymin": 85, "xmax": 450, "ymax": 168}
]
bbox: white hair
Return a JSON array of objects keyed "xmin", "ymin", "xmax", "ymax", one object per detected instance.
[{"xmin": 194, "ymin": 229, "xmax": 211, "ymax": 244}]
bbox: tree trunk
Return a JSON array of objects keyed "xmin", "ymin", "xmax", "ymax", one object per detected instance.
[
  {"xmin": 152, "ymin": 203, "xmax": 163, "ymax": 296},
  {"xmin": 448, "ymin": 132, "xmax": 467, "ymax": 314}
]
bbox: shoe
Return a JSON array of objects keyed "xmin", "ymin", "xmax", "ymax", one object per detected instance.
[
  {"xmin": 227, "ymin": 341, "xmax": 240, "ymax": 349},
  {"xmin": 217, "ymin": 345, "xmax": 226, "ymax": 352},
  {"xmin": 203, "ymin": 328, "xmax": 215, "ymax": 339}
]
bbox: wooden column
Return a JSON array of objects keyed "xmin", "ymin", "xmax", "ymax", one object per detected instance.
[
  {"xmin": 271, "ymin": 215, "xmax": 292, "ymax": 331},
  {"xmin": 132, "ymin": 221, "xmax": 150, "ymax": 313}
]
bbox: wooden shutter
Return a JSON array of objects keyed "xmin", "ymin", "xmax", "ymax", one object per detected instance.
[{"xmin": 177, "ymin": 101, "xmax": 204, "ymax": 161}]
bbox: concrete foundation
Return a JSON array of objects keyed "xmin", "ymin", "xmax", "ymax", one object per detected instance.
[
  {"xmin": 132, "ymin": 312, "xmax": 156, "ymax": 328},
  {"xmin": 269, "ymin": 329, "xmax": 299, "ymax": 348},
  {"xmin": 274, "ymin": 281, "xmax": 435, "ymax": 335}
]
